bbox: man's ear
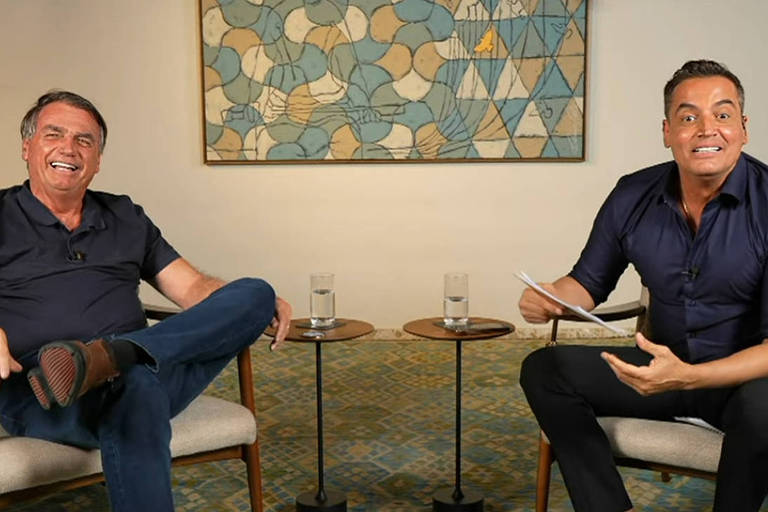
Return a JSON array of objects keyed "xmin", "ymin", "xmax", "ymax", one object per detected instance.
[
  {"xmin": 742, "ymin": 115, "xmax": 749, "ymax": 144},
  {"xmin": 662, "ymin": 118, "xmax": 670, "ymax": 148},
  {"xmin": 21, "ymin": 139, "xmax": 29, "ymax": 161}
]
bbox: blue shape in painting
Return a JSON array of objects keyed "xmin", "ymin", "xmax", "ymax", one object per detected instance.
[
  {"xmin": 297, "ymin": 127, "xmax": 331, "ymax": 159},
  {"xmin": 264, "ymin": 65, "xmax": 308, "ymax": 94},
  {"xmin": 436, "ymin": 109, "xmax": 469, "ymax": 141},
  {"xmin": 531, "ymin": 16, "xmax": 570, "ymax": 56},
  {"xmin": 296, "ymin": 44, "xmax": 328, "ymax": 82},
  {"xmin": 248, "ymin": 7, "xmax": 283, "ymax": 44},
  {"xmin": 495, "ymin": 98, "xmax": 528, "ymax": 136},
  {"xmin": 394, "ymin": 101, "xmax": 434, "ymax": 131},
  {"xmin": 225, "ymin": 104, "xmax": 264, "ymax": 139},
  {"xmin": 541, "ymin": 139, "xmax": 559, "ymax": 158},
  {"xmin": 349, "ymin": 64, "xmax": 393, "ymax": 96},
  {"xmin": 268, "ymin": 143, "xmax": 305, "ymax": 160},
  {"xmin": 351, "ymin": 36, "xmax": 391, "ymax": 65},
  {"xmin": 474, "ymin": 60, "xmax": 509, "ymax": 99},
  {"xmin": 531, "ymin": 60, "xmax": 572, "ymax": 99},
  {"xmin": 394, "ymin": 0, "xmax": 437, "ymax": 22},
  {"xmin": 495, "ymin": 18, "xmax": 529, "ymax": 56},
  {"xmin": 220, "ymin": 0, "xmax": 263, "ymax": 27},
  {"xmin": 211, "ymin": 47, "xmax": 241, "ymax": 85}
]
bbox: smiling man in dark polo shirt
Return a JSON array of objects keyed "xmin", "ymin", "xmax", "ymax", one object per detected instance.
[
  {"xmin": 518, "ymin": 60, "xmax": 768, "ymax": 512},
  {"xmin": 0, "ymin": 90, "xmax": 292, "ymax": 512}
]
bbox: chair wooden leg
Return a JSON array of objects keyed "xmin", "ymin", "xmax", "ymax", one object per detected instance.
[
  {"xmin": 244, "ymin": 439, "xmax": 264, "ymax": 512},
  {"xmin": 536, "ymin": 432, "xmax": 554, "ymax": 512}
]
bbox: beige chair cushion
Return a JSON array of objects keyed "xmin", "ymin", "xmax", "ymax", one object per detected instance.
[
  {"xmin": 0, "ymin": 395, "xmax": 257, "ymax": 494},
  {"xmin": 542, "ymin": 417, "xmax": 724, "ymax": 474},
  {"xmin": 598, "ymin": 417, "xmax": 723, "ymax": 473}
]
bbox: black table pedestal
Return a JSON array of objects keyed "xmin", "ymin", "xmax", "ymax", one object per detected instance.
[
  {"xmin": 295, "ymin": 341, "xmax": 347, "ymax": 512},
  {"xmin": 433, "ymin": 487, "xmax": 484, "ymax": 511},
  {"xmin": 296, "ymin": 489, "xmax": 347, "ymax": 512}
]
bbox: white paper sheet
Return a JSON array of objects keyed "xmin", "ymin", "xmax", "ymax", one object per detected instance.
[{"xmin": 515, "ymin": 271, "xmax": 632, "ymax": 337}]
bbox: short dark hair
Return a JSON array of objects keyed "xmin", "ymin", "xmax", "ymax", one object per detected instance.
[
  {"xmin": 663, "ymin": 60, "xmax": 744, "ymax": 118},
  {"xmin": 20, "ymin": 90, "xmax": 108, "ymax": 153}
]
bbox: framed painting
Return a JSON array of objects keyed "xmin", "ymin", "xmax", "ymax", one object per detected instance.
[{"xmin": 200, "ymin": 0, "xmax": 587, "ymax": 164}]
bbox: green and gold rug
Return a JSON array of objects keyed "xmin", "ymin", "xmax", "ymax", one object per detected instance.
[{"xmin": 5, "ymin": 338, "xmax": 759, "ymax": 511}]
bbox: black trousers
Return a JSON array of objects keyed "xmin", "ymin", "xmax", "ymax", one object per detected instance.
[{"xmin": 519, "ymin": 345, "xmax": 768, "ymax": 512}]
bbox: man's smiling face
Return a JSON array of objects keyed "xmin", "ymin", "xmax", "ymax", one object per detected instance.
[
  {"xmin": 663, "ymin": 76, "xmax": 748, "ymax": 183},
  {"xmin": 22, "ymin": 101, "xmax": 102, "ymax": 205}
]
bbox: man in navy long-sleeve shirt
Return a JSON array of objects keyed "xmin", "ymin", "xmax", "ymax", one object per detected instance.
[{"xmin": 519, "ymin": 60, "xmax": 768, "ymax": 511}]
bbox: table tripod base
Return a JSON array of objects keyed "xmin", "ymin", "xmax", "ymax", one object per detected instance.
[
  {"xmin": 296, "ymin": 489, "xmax": 347, "ymax": 512},
  {"xmin": 432, "ymin": 487, "xmax": 483, "ymax": 511}
]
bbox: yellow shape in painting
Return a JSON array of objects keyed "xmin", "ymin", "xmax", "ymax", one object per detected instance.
[
  {"xmin": 204, "ymin": 66, "xmax": 222, "ymax": 92},
  {"xmin": 473, "ymin": 26, "xmax": 509, "ymax": 59},
  {"xmin": 375, "ymin": 43, "xmax": 412, "ymax": 81},
  {"xmin": 474, "ymin": 30, "xmax": 494, "ymax": 52},
  {"xmin": 308, "ymin": 71, "xmax": 349, "ymax": 104},
  {"xmin": 221, "ymin": 28, "xmax": 263, "ymax": 56},
  {"xmin": 306, "ymin": 25, "xmax": 350, "ymax": 54},
  {"xmin": 393, "ymin": 68, "xmax": 432, "ymax": 102},
  {"xmin": 415, "ymin": 123, "xmax": 449, "ymax": 160},
  {"xmin": 284, "ymin": 8, "xmax": 317, "ymax": 44},
  {"xmin": 202, "ymin": 7, "xmax": 230, "ymax": 47},
  {"xmin": 287, "ymin": 84, "xmax": 322, "ymax": 125},
  {"xmin": 377, "ymin": 124, "xmax": 414, "ymax": 159},
  {"xmin": 338, "ymin": 6, "xmax": 368, "ymax": 43},
  {"xmin": 330, "ymin": 125, "xmax": 361, "ymax": 160},
  {"xmin": 413, "ymin": 43, "xmax": 445, "ymax": 81},
  {"xmin": 370, "ymin": 5, "xmax": 406, "ymax": 43},
  {"xmin": 241, "ymin": 45, "xmax": 274, "ymax": 83},
  {"xmin": 212, "ymin": 127, "xmax": 243, "ymax": 157},
  {"xmin": 205, "ymin": 86, "xmax": 236, "ymax": 126},
  {"xmin": 474, "ymin": 102, "xmax": 509, "ymax": 141},
  {"xmin": 554, "ymin": 97, "xmax": 583, "ymax": 136},
  {"xmin": 514, "ymin": 136, "xmax": 547, "ymax": 158}
]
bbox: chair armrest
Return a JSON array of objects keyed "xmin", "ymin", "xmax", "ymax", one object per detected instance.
[
  {"xmin": 556, "ymin": 300, "xmax": 646, "ymax": 323},
  {"xmin": 143, "ymin": 304, "xmax": 181, "ymax": 321}
]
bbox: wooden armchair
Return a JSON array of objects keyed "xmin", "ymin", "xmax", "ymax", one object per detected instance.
[
  {"xmin": 0, "ymin": 305, "xmax": 264, "ymax": 511},
  {"xmin": 535, "ymin": 290, "xmax": 723, "ymax": 511}
]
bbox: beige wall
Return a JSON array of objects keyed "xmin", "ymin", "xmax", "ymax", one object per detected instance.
[{"xmin": 1, "ymin": 1, "xmax": 766, "ymax": 334}]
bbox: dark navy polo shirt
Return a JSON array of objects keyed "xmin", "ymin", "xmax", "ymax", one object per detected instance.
[
  {"xmin": 570, "ymin": 153, "xmax": 768, "ymax": 363},
  {"xmin": 0, "ymin": 181, "xmax": 180, "ymax": 358}
]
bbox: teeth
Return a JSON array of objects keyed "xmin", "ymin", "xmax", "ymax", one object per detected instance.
[
  {"xmin": 51, "ymin": 162, "xmax": 77, "ymax": 170},
  {"xmin": 693, "ymin": 147, "xmax": 721, "ymax": 153}
]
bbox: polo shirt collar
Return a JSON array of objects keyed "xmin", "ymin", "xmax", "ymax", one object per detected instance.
[
  {"xmin": 17, "ymin": 180, "xmax": 107, "ymax": 232},
  {"xmin": 660, "ymin": 152, "xmax": 747, "ymax": 207}
]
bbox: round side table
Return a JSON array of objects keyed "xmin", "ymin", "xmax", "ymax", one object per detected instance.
[
  {"xmin": 403, "ymin": 317, "xmax": 515, "ymax": 512},
  {"xmin": 267, "ymin": 318, "xmax": 374, "ymax": 512}
]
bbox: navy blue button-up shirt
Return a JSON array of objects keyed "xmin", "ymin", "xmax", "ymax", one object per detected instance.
[
  {"xmin": 570, "ymin": 153, "xmax": 768, "ymax": 363},
  {"xmin": 0, "ymin": 182, "xmax": 179, "ymax": 358}
]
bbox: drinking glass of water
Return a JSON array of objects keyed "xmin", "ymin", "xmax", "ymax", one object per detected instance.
[
  {"xmin": 310, "ymin": 273, "xmax": 336, "ymax": 328},
  {"xmin": 443, "ymin": 272, "xmax": 469, "ymax": 327}
]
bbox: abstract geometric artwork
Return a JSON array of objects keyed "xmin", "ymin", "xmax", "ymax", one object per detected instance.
[{"xmin": 200, "ymin": 0, "xmax": 587, "ymax": 164}]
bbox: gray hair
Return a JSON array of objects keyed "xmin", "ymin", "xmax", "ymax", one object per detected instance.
[{"xmin": 20, "ymin": 90, "xmax": 107, "ymax": 153}]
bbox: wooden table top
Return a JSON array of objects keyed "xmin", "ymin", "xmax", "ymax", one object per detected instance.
[
  {"xmin": 403, "ymin": 317, "xmax": 515, "ymax": 341},
  {"xmin": 264, "ymin": 318, "xmax": 374, "ymax": 343}
]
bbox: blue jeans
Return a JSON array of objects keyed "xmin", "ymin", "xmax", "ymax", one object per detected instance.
[{"xmin": 0, "ymin": 278, "xmax": 276, "ymax": 512}]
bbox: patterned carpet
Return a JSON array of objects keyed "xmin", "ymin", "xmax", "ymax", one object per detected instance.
[{"xmin": 5, "ymin": 337, "xmax": 762, "ymax": 511}]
